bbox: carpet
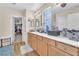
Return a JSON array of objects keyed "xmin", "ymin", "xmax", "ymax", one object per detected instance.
[{"xmin": 0, "ymin": 45, "xmax": 14, "ymax": 56}]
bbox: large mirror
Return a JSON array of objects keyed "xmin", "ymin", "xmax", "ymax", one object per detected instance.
[
  {"xmin": 34, "ymin": 13, "xmax": 42, "ymax": 31},
  {"xmin": 56, "ymin": 12, "xmax": 79, "ymax": 30}
]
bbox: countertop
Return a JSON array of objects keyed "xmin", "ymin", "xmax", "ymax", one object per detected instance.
[{"xmin": 30, "ymin": 32, "xmax": 79, "ymax": 48}]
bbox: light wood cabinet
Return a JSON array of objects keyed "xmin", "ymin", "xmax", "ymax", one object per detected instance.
[
  {"xmin": 40, "ymin": 38, "xmax": 47, "ymax": 56},
  {"xmin": 28, "ymin": 32, "xmax": 79, "ymax": 56},
  {"xmin": 34, "ymin": 37, "xmax": 38, "ymax": 51},
  {"xmin": 38, "ymin": 40, "xmax": 43, "ymax": 55},
  {"xmin": 56, "ymin": 42, "xmax": 79, "ymax": 56},
  {"xmin": 31, "ymin": 34, "xmax": 37, "ymax": 50},
  {"xmin": 36, "ymin": 35, "xmax": 42, "ymax": 55},
  {"xmin": 28, "ymin": 33, "xmax": 35, "ymax": 49},
  {"xmin": 41, "ymin": 42, "xmax": 47, "ymax": 56},
  {"xmin": 37, "ymin": 36, "xmax": 47, "ymax": 56},
  {"xmin": 48, "ymin": 39, "xmax": 56, "ymax": 46},
  {"xmin": 28, "ymin": 33, "xmax": 32, "ymax": 46},
  {"xmin": 48, "ymin": 45, "xmax": 70, "ymax": 56}
]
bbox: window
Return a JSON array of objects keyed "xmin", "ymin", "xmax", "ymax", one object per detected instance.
[{"xmin": 42, "ymin": 7, "xmax": 53, "ymax": 32}]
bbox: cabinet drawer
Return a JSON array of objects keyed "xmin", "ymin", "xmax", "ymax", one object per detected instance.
[
  {"xmin": 56, "ymin": 42, "xmax": 78, "ymax": 56},
  {"xmin": 37, "ymin": 35, "xmax": 42, "ymax": 41},
  {"xmin": 48, "ymin": 39, "xmax": 56, "ymax": 46},
  {"xmin": 48, "ymin": 45, "xmax": 70, "ymax": 56},
  {"xmin": 32, "ymin": 34, "xmax": 36, "ymax": 38}
]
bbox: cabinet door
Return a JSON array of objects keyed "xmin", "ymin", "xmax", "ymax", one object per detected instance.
[
  {"xmin": 35, "ymin": 35, "xmax": 39, "ymax": 52},
  {"xmin": 28, "ymin": 33, "xmax": 32, "ymax": 46},
  {"xmin": 40, "ymin": 37, "xmax": 48, "ymax": 56},
  {"xmin": 37, "ymin": 39, "xmax": 41, "ymax": 55},
  {"xmin": 31, "ymin": 37, "xmax": 35, "ymax": 49},
  {"xmin": 48, "ymin": 45, "xmax": 70, "ymax": 56},
  {"xmin": 37, "ymin": 40, "xmax": 47, "ymax": 56},
  {"xmin": 40, "ymin": 41, "xmax": 47, "ymax": 56},
  {"xmin": 33, "ymin": 37, "xmax": 37, "ymax": 51}
]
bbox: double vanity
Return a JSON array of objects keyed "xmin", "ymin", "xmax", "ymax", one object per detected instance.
[{"xmin": 28, "ymin": 32, "xmax": 79, "ymax": 56}]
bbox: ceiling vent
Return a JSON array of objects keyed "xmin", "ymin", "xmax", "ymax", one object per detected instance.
[
  {"xmin": 11, "ymin": 3, "xmax": 16, "ymax": 5},
  {"xmin": 56, "ymin": 3, "xmax": 67, "ymax": 8},
  {"xmin": 61, "ymin": 3, "xmax": 67, "ymax": 7}
]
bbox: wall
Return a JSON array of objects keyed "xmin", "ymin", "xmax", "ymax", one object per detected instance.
[
  {"xmin": 67, "ymin": 13, "xmax": 79, "ymax": 30},
  {"xmin": 23, "ymin": 10, "xmax": 34, "ymax": 44},
  {"xmin": 0, "ymin": 7, "xmax": 23, "ymax": 37},
  {"xmin": 25, "ymin": 10, "xmax": 35, "ymax": 32},
  {"xmin": 56, "ymin": 15, "xmax": 68, "ymax": 30}
]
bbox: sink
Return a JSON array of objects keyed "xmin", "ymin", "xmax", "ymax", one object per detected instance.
[
  {"xmin": 48, "ymin": 31, "xmax": 61, "ymax": 36},
  {"xmin": 69, "ymin": 37, "xmax": 79, "ymax": 42},
  {"xmin": 70, "ymin": 39, "xmax": 79, "ymax": 42}
]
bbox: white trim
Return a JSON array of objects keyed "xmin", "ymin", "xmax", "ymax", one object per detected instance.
[
  {"xmin": 0, "ymin": 36, "xmax": 11, "ymax": 40},
  {"xmin": 10, "ymin": 16, "xmax": 14, "ymax": 44},
  {"xmin": 10, "ymin": 16, "xmax": 23, "ymax": 44}
]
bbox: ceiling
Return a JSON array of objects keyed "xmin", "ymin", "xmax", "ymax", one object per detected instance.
[
  {"xmin": 0, "ymin": 3, "xmax": 79, "ymax": 13},
  {"xmin": 54, "ymin": 3, "xmax": 79, "ymax": 13},
  {"xmin": 0, "ymin": 3, "xmax": 44, "ymax": 12}
]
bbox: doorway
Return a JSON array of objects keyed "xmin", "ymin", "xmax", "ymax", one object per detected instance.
[{"xmin": 12, "ymin": 16, "xmax": 23, "ymax": 42}]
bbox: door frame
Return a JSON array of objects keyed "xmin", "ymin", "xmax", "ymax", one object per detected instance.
[{"xmin": 10, "ymin": 16, "xmax": 23, "ymax": 44}]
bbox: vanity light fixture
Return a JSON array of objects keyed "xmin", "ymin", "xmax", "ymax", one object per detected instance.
[{"xmin": 11, "ymin": 3, "xmax": 16, "ymax": 5}]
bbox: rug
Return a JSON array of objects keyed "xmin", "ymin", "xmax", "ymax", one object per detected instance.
[
  {"xmin": 0, "ymin": 45, "xmax": 14, "ymax": 56},
  {"xmin": 20, "ymin": 44, "xmax": 33, "ymax": 55}
]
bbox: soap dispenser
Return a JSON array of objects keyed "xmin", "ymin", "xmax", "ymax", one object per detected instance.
[{"xmin": 46, "ymin": 25, "xmax": 49, "ymax": 34}]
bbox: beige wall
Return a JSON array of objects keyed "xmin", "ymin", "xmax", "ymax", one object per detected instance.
[
  {"xmin": 0, "ymin": 7, "xmax": 23, "ymax": 36},
  {"xmin": 25, "ymin": 10, "xmax": 35, "ymax": 31},
  {"xmin": 25, "ymin": 10, "xmax": 35, "ymax": 44}
]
